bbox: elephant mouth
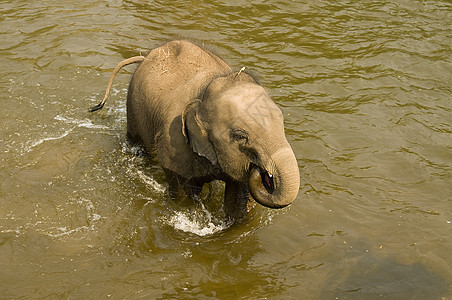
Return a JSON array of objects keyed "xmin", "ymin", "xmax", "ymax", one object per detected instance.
[
  {"xmin": 250, "ymin": 164, "xmax": 275, "ymax": 194},
  {"xmin": 260, "ymin": 169, "xmax": 275, "ymax": 194}
]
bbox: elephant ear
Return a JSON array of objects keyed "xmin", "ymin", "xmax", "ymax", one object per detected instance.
[{"xmin": 182, "ymin": 100, "xmax": 218, "ymax": 165}]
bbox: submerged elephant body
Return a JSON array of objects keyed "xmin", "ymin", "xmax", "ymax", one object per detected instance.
[{"xmin": 91, "ymin": 40, "xmax": 300, "ymax": 220}]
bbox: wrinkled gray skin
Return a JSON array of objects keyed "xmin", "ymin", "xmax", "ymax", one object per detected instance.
[{"xmin": 91, "ymin": 40, "xmax": 300, "ymax": 220}]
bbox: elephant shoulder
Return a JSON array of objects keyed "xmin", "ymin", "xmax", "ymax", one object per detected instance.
[
  {"xmin": 157, "ymin": 143, "xmax": 212, "ymax": 180},
  {"xmin": 156, "ymin": 117, "xmax": 212, "ymax": 179}
]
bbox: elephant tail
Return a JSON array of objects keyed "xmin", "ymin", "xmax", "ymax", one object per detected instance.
[{"xmin": 89, "ymin": 56, "xmax": 146, "ymax": 112}]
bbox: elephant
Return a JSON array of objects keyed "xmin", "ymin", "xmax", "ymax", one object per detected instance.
[{"xmin": 90, "ymin": 40, "xmax": 300, "ymax": 220}]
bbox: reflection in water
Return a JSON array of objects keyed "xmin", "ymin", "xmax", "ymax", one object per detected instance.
[{"xmin": 0, "ymin": 0, "xmax": 451, "ymax": 298}]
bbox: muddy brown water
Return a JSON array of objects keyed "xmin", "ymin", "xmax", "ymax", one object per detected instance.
[{"xmin": 1, "ymin": 0, "xmax": 451, "ymax": 298}]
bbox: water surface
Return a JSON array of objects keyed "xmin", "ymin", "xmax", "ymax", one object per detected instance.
[{"xmin": 1, "ymin": 0, "xmax": 451, "ymax": 298}]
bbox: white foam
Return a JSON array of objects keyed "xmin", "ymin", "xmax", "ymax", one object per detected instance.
[
  {"xmin": 54, "ymin": 115, "xmax": 108, "ymax": 129},
  {"xmin": 168, "ymin": 203, "xmax": 230, "ymax": 236},
  {"xmin": 25, "ymin": 128, "xmax": 73, "ymax": 151},
  {"xmin": 48, "ymin": 225, "xmax": 92, "ymax": 238},
  {"xmin": 23, "ymin": 115, "xmax": 109, "ymax": 153},
  {"xmin": 46, "ymin": 198, "xmax": 102, "ymax": 238},
  {"xmin": 136, "ymin": 170, "xmax": 166, "ymax": 193}
]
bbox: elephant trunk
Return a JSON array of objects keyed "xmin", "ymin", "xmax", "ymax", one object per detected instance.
[{"xmin": 249, "ymin": 146, "xmax": 300, "ymax": 208}]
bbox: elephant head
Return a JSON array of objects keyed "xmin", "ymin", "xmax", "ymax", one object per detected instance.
[{"xmin": 182, "ymin": 72, "xmax": 300, "ymax": 208}]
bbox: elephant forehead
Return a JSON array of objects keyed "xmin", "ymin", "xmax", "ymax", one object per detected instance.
[
  {"xmin": 238, "ymin": 97, "xmax": 283, "ymax": 130},
  {"xmin": 216, "ymin": 86, "xmax": 283, "ymax": 121}
]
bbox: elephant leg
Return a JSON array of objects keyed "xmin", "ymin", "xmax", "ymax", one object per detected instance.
[
  {"xmin": 164, "ymin": 168, "xmax": 204, "ymax": 199},
  {"xmin": 125, "ymin": 107, "xmax": 142, "ymax": 146},
  {"xmin": 223, "ymin": 180, "xmax": 254, "ymax": 221},
  {"xmin": 186, "ymin": 178, "xmax": 204, "ymax": 197},
  {"xmin": 164, "ymin": 168, "xmax": 186, "ymax": 199},
  {"xmin": 126, "ymin": 130, "xmax": 142, "ymax": 146}
]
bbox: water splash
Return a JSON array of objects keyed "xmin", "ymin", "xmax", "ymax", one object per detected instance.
[
  {"xmin": 24, "ymin": 128, "xmax": 74, "ymax": 152},
  {"xmin": 44, "ymin": 197, "xmax": 102, "ymax": 238},
  {"xmin": 136, "ymin": 169, "xmax": 166, "ymax": 194},
  {"xmin": 22, "ymin": 114, "xmax": 109, "ymax": 153},
  {"xmin": 167, "ymin": 202, "xmax": 231, "ymax": 236},
  {"xmin": 54, "ymin": 115, "xmax": 109, "ymax": 129}
]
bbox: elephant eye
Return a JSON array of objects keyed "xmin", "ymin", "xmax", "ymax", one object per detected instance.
[{"xmin": 231, "ymin": 129, "xmax": 249, "ymax": 144}]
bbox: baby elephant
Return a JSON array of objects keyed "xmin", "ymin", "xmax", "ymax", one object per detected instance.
[{"xmin": 90, "ymin": 40, "xmax": 300, "ymax": 220}]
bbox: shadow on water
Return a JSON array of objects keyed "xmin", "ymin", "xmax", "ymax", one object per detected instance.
[
  {"xmin": 328, "ymin": 260, "xmax": 449, "ymax": 299},
  {"xmin": 318, "ymin": 237, "xmax": 451, "ymax": 299}
]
